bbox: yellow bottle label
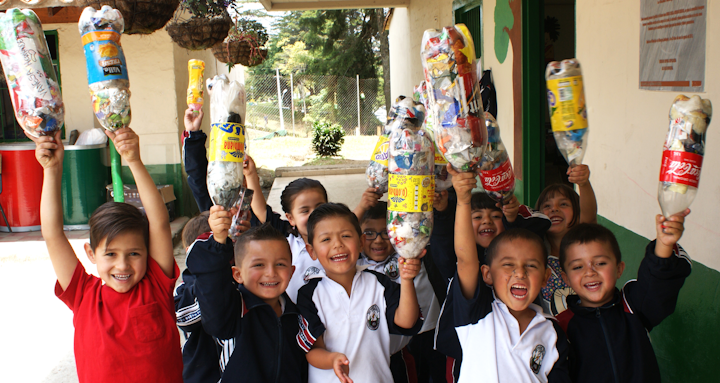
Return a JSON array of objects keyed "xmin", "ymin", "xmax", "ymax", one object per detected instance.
[
  {"xmin": 187, "ymin": 59, "xmax": 205, "ymax": 108},
  {"xmin": 388, "ymin": 175, "xmax": 435, "ymax": 213},
  {"xmin": 209, "ymin": 122, "xmax": 245, "ymax": 162},
  {"xmin": 370, "ymin": 135, "xmax": 390, "ymax": 166},
  {"xmin": 547, "ymin": 75, "xmax": 588, "ymax": 132},
  {"xmin": 433, "ymin": 142, "xmax": 448, "ymax": 165}
]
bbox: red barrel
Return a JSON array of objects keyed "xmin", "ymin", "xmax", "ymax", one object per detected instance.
[{"xmin": 0, "ymin": 143, "xmax": 43, "ymax": 232}]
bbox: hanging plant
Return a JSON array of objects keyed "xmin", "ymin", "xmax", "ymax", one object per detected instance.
[
  {"xmin": 212, "ymin": 18, "xmax": 269, "ymax": 67},
  {"xmin": 77, "ymin": 0, "xmax": 180, "ymax": 35},
  {"xmin": 166, "ymin": 0, "xmax": 234, "ymax": 50}
]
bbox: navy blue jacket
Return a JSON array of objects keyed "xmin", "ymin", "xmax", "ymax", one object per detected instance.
[
  {"xmin": 182, "ymin": 130, "xmax": 213, "ymax": 212},
  {"xmin": 186, "ymin": 234, "xmax": 308, "ymax": 383},
  {"xmin": 556, "ymin": 240, "xmax": 691, "ymax": 383}
]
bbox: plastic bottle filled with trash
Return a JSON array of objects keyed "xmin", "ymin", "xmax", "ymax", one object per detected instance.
[
  {"xmin": 206, "ymin": 74, "xmax": 250, "ymax": 232},
  {"xmin": 0, "ymin": 9, "xmax": 64, "ymax": 137},
  {"xmin": 421, "ymin": 24, "xmax": 487, "ymax": 172},
  {"xmin": 187, "ymin": 59, "xmax": 205, "ymax": 112},
  {"xmin": 546, "ymin": 59, "xmax": 588, "ymax": 165},
  {"xmin": 387, "ymin": 100, "xmax": 434, "ymax": 259},
  {"xmin": 367, "ymin": 98, "xmax": 407, "ymax": 194},
  {"xmin": 414, "ymin": 81, "xmax": 453, "ymax": 192},
  {"xmin": 477, "ymin": 113, "xmax": 515, "ymax": 203},
  {"xmin": 658, "ymin": 95, "xmax": 711, "ymax": 218},
  {"xmin": 79, "ymin": 5, "xmax": 131, "ymax": 132}
]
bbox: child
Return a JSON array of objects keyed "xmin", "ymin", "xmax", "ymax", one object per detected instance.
[
  {"xmin": 252, "ymin": 177, "xmax": 329, "ymax": 303},
  {"xmin": 186, "ymin": 214, "xmax": 308, "ymax": 383},
  {"xmin": 436, "ymin": 170, "xmax": 570, "ymax": 382},
  {"xmin": 355, "ymin": 198, "xmax": 445, "ymax": 383},
  {"xmin": 296, "ymin": 203, "xmax": 424, "ymax": 383},
  {"xmin": 556, "ymin": 212, "xmax": 691, "ymax": 383},
  {"xmin": 535, "ymin": 165, "xmax": 597, "ymax": 315},
  {"xmin": 32, "ymin": 128, "xmax": 182, "ymax": 382}
]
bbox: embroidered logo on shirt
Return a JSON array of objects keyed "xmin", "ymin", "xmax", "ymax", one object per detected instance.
[
  {"xmin": 366, "ymin": 304, "xmax": 381, "ymax": 331},
  {"xmin": 384, "ymin": 257, "xmax": 399, "ymax": 280},
  {"xmin": 530, "ymin": 344, "xmax": 546, "ymax": 374},
  {"xmin": 303, "ymin": 266, "xmax": 321, "ymax": 282}
]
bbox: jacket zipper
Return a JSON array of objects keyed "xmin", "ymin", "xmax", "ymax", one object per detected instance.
[
  {"xmin": 275, "ymin": 316, "xmax": 283, "ymax": 383},
  {"xmin": 596, "ymin": 308, "xmax": 620, "ymax": 383}
]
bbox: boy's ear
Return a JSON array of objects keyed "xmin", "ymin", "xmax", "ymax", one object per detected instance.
[
  {"xmin": 305, "ymin": 244, "xmax": 318, "ymax": 261},
  {"xmin": 616, "ymin": 261, "xmax": 626, "ymax": 278},
  {"xmin": 232, "ymin": 266, "xmax": 243, "ymax": 285},
  {"xmin": 560, "ymin": 270, "xmax": 570, "ymax": 287},
  {"xmin": 84, "ymin": 243, "xmax": 97, "ymax": 264},
  {"xmin": 481, "ymin": 264, "xmax": 492, "ymax": 286}
]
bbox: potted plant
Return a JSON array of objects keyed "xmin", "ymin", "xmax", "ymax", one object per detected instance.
[
  {"xmin": 166, "ymin": 0, "xmax": 234, "ymax": 50},
  {"xmin": 212, "ymin": 18, "xmax": 268, "ymax": 67},
  {"xmin": 77, "ymin": 0, "xmax": 180, "ymax": 35}
]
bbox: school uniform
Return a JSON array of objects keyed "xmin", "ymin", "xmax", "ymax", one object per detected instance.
[
  {"xmin": 181, "ymin": 129, "xmax": 212, "ymax": 212},
  {"xmin": 556, "ymin": 241, "xmax": 691, "ymax": 383},
  {"xmin": 296, "ymin": 269, "xmax": 423, "ymax": 383}
]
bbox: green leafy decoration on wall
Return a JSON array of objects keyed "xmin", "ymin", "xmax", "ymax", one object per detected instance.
[{"xmin": 494, "ymin": 0, "xmax": 514, "ymax": 63}]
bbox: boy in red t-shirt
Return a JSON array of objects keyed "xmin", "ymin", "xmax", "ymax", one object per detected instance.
[{"xmin": 30, "ymin": 129, "xmax": 182, "ymax": 383}]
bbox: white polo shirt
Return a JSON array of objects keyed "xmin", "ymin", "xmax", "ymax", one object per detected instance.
[
  {"xmin": 445, "ymin": 277, "xmax": 569, "ymax": 383},
  {"xmin": 296, "ymin": 269, "xmax": 423, "ymax": 383},
  {"xmin": 286, "ymin": 234, "xmax": 324, "ymax": 303}
]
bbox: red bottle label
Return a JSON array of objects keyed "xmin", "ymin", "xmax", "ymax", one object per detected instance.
[
  {"xmin": 659, "ymin": 150, "xmax": 703, "ymax": 187},
  {"xmin": 480, "ymin": 159, "xmax": 515, "ymax": 192}
]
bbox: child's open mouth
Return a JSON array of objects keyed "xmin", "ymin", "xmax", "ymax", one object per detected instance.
[
  {"xmin": 510, "ymin": 284, "xmax": 528, "ymax": 299},
  {"xmin": 330, "ymin": 253, "xmax": 349, "ymax": 262},
  {"xmin": 550, "ymin": 217, "xmax": 563, "ymax": 225},
  {"xmin": 478, "ymin": 228, "xmax": 496, "ymax": 236},
  {"xmin": 260, "ymin": 282, "xmax": 279, "ymax": 287},
  {"xmin": 113, "ymin": 274, "xmax": 131, "ymax": 281},
  {"xmin": 584, "ymin": 282, "xmax": 601, "ymax": 291}
]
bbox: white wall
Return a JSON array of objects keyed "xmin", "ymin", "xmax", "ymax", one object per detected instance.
[{"xmin": 576, "ymin": 1, "xmax": 720, "ymax": 270}]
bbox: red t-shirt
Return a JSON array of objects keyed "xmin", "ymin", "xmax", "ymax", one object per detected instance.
[{"xmin": 56, "ymin": 257, "xmax": 183, "ymax": 383}]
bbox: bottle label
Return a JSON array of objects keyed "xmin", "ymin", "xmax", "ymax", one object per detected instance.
[
  {"xmin": 370, "ymin": 135, "xmax": 390, "ymax": 166},
  {"xmin": 209, "ymin": 122, "xmax": 245, "ymax": 163},
  {"xmin": 659, "ymin": 150, "xmax": 703, "ymax": 188},
  {"xmin": 434, "ymin": 142, "xmax": 448, "ymax": 165},
  {"xmin": 14, "ymin": 35, "xmax": 53, "ymax": 101},
  {"xmin": 547, "ymin": 75, "xmax": 588, "ymax": 132},
  {"xmin": 480, "ymin": 159, "xmax": 515, "ymax": 192},
  {"xmin": 187, "ymin": 60, "xmax": 205, "ymax": 107},
  {"xmin": 388, "ymin": 174, "xmax": 435, "ymax": 213},
  {"xmin": 82, "ymin": 30, "xmax": 128, "ymax": 84}
]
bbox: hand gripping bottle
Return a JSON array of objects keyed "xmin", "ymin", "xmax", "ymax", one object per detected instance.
[
  {"xmin": 0, "ymin": 9, "xmax": 64, "ymax": 137},
  {"xmin": 658, "ymin": 95, "xmax": 711, "ymax": 218},
  {"xmin": 387, "ymin": 99, "xmax": 434, "ymax": 259},
  {"xmin": 79, "ymin": 6, "xmax": 131, "ymax": 132},
  {"xmin": 414, "ymin": 81, "xmax": 452, "ymax": 192},
  {"xmin": 421, "ymin": 24, "xmax": 487, "ymax": 172},
  {"xmin": 187, "ymin": 59, "xmax": 205, "ymax": 112},
  {"xmin": 546, "ymin": 59, "xmax": 589, "ymax": 165},
  {"xmin": 477, "ymin": 113, "xmax": 515, "ymax": 203}
]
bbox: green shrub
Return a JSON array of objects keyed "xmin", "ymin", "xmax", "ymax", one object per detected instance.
[{"xmin": 311, "ymin": 121, "xmax": 345, "ymax": 157}]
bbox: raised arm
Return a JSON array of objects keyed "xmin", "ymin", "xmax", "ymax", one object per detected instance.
[
  {"xmin": 107, "ymin": 128, "xmax": 175, "ymax": 277},
  {"xmin": 447, "ymin": 165, "xmax": 480, "ymax": 299},
  {"xmin": 352, "ymin": 187, "xmax": 380, "ymax": 220},
  {"xmin": 568, "ymin": 165, "xmax": 597, "ymax": 224},
  {"xmin": 182, "ymin": 108, "xmax": 213, "ymax": 212},
  {"xmin": 306, "ymin": 336, "xmax": 353, "ymax": 383},
  {"xmin": 394, "ymin": 253, "xmax": 423, "ymax": 329},
  {"xmin": 32, "ymin": 131, "xmax": 78, "ymax": 290},
  {"xmin": 243, "ymin": 155, "xmax": 268, "ymax": 223}
]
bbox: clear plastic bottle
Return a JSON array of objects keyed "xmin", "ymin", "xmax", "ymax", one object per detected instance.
[
  {"xmin": 414, "ymin": 81, "xmax": 453, "ymax": 192},
  {"xmin": 545, "ymin": 59, "xmax": 589, "ymax": 166},
  {"xmin": 477, "ymin": 113, "xmax": 515, "ymax": 203},
  {"xmin": 658, "ymin": 95, "xmax": 711, "ymax": 218},
  {"xmin": 187, "ymin": 59, "xmax": 205, "ymax": 112}
]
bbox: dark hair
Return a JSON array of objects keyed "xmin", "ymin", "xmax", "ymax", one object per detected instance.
[
  {"xmin": 485, "ymin": 228, "xmax": 547, "ymax": 265},
  {"xmin": 280, "ymin": 178, "xmax": 328, "ymax": 214},
  {"xmin": 535, "ymin": 184, "xmax": 581, "ymax": 228},
  {"xmin": 471, "ymin": 192, "xmax": 501, "ymax": 213},
  {"xmin": 306, "ymin": 203, "xmax": 362, "ymax": 245},
  {"xmin": 559, "ymin": 223, "xmax": 622, "ymax": 271},
  {"xmin": 182, "ymin": 211, "xmax": 211, "ymax": 248},
  {"xmin": 234, "ymin": 223, "xmax": 292, "ymax": 266},
  {"xmin": 361, "ymin": 201, "xmax": 387, "ymax": 224},
  {"xmin": 89, "ymin": 202, "xmax": 149, "ymax": 251}
]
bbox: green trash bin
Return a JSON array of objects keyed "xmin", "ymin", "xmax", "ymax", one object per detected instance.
[{"xmin": 62, "ymin": 143, "xmax": 110, "ymax": 230}]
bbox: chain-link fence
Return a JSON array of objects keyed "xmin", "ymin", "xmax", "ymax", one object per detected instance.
[{"xmin": 245, "ymin": 72, "xmax": 385, "ymax": 137}]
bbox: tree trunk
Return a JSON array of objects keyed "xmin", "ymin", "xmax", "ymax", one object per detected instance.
[{"xmin": 377, "ymin": 9, "xmax": 391, "ymax": 113}]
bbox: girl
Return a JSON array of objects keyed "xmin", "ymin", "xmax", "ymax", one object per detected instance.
[
  {"xmin": 251, "ymin": 177, "xmax": 329, "ymax": 303},
  {"xmin": 535, "ymin": 164, "xmax": 597, "ymax": 316}
]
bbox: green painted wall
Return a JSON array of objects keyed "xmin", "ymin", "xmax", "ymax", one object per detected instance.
[
  {"xmin": 598, "ymin": 216, "xmax": 718, "ymax": 382},
  {"xmin": 120, "ymin": 163, "xmax": 198, "ymax": 219}
]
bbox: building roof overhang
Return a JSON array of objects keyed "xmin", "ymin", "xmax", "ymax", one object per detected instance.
[{"xmin": 259, "ymin": 0, "xmax": 408, "ymax": 11}]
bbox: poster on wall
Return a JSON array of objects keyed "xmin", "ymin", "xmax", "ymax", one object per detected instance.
[{"xmin": 639, "ymin": 0, "xmax": 706, "ymax": 92}]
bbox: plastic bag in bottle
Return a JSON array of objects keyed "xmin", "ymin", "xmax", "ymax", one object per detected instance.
[
  {"xmin": 187, "ymin": 59, "xmax": 205, "ymax": 112},
  {"xmin": 546, "ymin": 59, "xmax": 588, "ymax": 165},
  {"xmin": 387, "ymin": 100, "xmax": 434, "ymax": 259},
  {"xmin": 79, "ymin": 6, "xmax": 131, "ymax": 132},
  {"xmin": 414, "ymin": 81, "xmax": 453, "ymax": 192},
  {"xmin": 658, "ymin": 95, "xmax": 711, "ymax": 218},
  {"xmin": 206, "ymin": 74, "xmax": 248, "ymax": 211},
  {"xmin": 477, "ymin": 113, "xmax": 515, "ymax": 203},
  {"xmin": 367, "ymin": 98, "xmax": 407, "ymax": 194},
  {"xmin": 0, "ymin": 8, "xmax": 64, "ymax": 137},
  {"xmin": 421, "ymin": 24, "xmax": 487, "ymax": 172}
]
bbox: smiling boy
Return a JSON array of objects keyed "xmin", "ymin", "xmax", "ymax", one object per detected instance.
[{"xmin": 556, "ymin": 211, "xmax": 691, "ymax": 383}]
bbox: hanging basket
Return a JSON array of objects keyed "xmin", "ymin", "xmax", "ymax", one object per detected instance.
[
  {"xmin": 77, "ymin": 0, "xmax": 180, "ymax": 35},
  {"xmin": 166, "ymin": 14, "xmax": 232, "ymax": 50},
  {"xmin": 212, "ymin": 39, "xmax": 267, "ymax": 67}
]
